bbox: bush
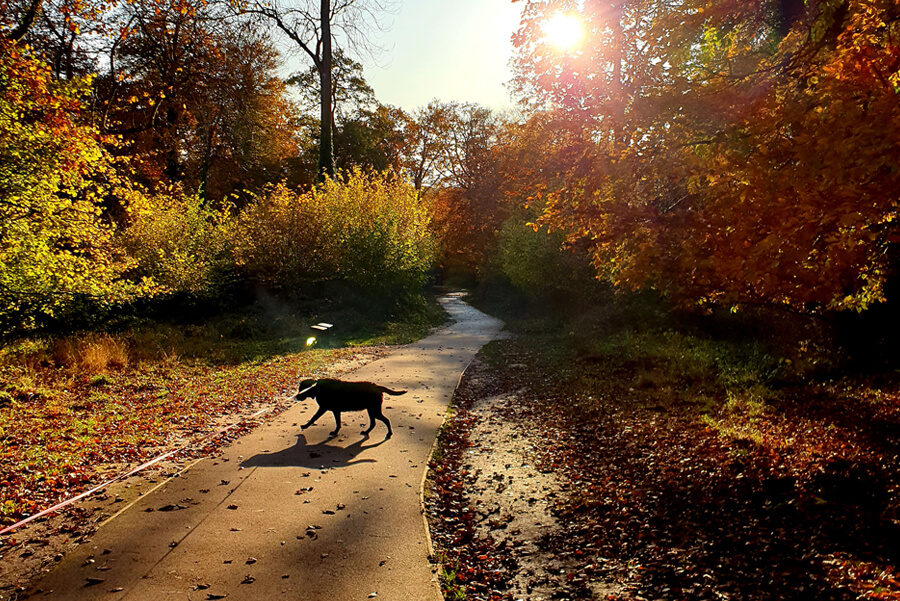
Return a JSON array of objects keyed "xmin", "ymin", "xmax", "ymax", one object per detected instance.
[
  {"xmin": 233, "ymin": 169, "xmax": 435, "ymax": 298},
  {"xmin": 120, "ymin": 186, "xmax": 233, "ymax": 298},
  {"xmin": 497, "ymin": 216, "xmax": 595, "ymax": 299}
]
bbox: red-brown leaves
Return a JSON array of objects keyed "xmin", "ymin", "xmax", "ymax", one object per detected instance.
[
  {"xmin": 428, "ymin": 332, "xmax": 900, "ymax": 600},
  {"xmin": 510, "ymin": 0, "xmax": 900, "ymax": 312}
]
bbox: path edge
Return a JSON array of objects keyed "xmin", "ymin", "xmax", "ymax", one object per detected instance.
[{"xmin": 419, "ymin": 360, "xmax": 473, "ymax": 562}]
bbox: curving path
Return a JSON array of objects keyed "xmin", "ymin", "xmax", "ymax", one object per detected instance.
[{"xmin": 26, "ymin": 293, "xmax": 503, "ymax": 601}]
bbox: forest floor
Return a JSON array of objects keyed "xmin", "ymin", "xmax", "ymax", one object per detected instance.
[
  {"xmin": 425, "ymin": 306, "xmax": 900, "ymax": 601},
  {"xmin": 0, "ymin": 296, "xmax": 445, "ymax": 597}
]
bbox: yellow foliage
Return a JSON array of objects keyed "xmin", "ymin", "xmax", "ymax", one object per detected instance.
[
  {"xmin": 120, "ymin": 186, "xmax": 233, "ymax": 296},
  {"xmin": 232, "ymin": 169, "xmax": 435, "ymax": 294}
]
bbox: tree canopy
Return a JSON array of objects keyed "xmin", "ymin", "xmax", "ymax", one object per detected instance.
[
  {"xmin": 2, "ymin": 0, "xmax": 898, "ymax": 335},
  {"xmin": 512, "ymin": 0, "xmax": 899, "ymax": 312}
]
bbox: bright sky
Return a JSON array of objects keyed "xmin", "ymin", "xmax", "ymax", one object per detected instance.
[{"xmin": 359, "ymin": 0, "xmax": 524, "ymax": 112}]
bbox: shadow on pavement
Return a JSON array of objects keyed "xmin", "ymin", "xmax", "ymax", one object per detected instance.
[{"xmin": 241, "ymin": 433, "xmax": 389, "ymax": 469}]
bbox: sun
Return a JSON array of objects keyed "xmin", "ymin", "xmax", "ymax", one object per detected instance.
[{"xmin": 543, "ymin": 12, "xmax": 585, "ymax": 51}]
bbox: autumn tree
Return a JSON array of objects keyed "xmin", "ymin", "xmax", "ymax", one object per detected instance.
[
  {"xmin": 0, "ymin": 39, "xmax": 140, "ymax": 335},
  {"xmin": 289, "ymin": 48, "xmax": 376, "ymax": 123},
  {"xmin": 1, "ymin": 0, "xmax": 109, "ymax": 47},
  {"xmin": 89, "ymin": 0, "xmax": 298, "ymax": 200},
  {"xmin": 513, "ymin": 0, "xmax": 900, "ymax": 312},
  {"xmin": 332, "ymin": 104, "xmax": 407, "ymax": 172},
  {"xmin": 1, "ymin": 0, "xmax": 102, "ymax": 80},
  {"xmin": 188, "ymin": 26, "xmax": 300, "ymax": 201},
  {"xmin": 242, "ymin": 0, "xmax": 391, "ymax": 180},
  {"xmin": 402, "ymin": 101, "xmax": 510, "ymax": 279},
  {"xmin": 1, "ymin": 0, "xmax": 43, "ymax": 41},
  {"xmin": 398, "ymin": 101, "xmax": 452, "ymax": 193},
  {"xmin": 289, "ymin": 49, "xmax": 405, "ymax": 173}
]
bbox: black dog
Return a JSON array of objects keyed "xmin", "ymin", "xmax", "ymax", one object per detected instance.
[{"xmin": 295, "ymin": 378, "xmax": 406, "ymax": 439}]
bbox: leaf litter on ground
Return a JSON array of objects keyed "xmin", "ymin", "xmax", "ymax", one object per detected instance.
[{"xmin": 426, "ymin": 335, "xmax": 900, "ymax": 601}]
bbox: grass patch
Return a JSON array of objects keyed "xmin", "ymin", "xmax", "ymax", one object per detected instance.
[
  {"xmin": 436, "ymin": 553, "xmax": 468, "ymax": 601},
  {"xmin": 468, "ymin": 285, "xmax": 786, "ymax": 433},
  {"xmin": 1, "ymin": 294, "xmax": 446, "ymax": 370}
]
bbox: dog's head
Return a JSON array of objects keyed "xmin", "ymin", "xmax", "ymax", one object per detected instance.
[{"xmin": 295, "ymin": 378, "xmax": 318, "ymax": 400}]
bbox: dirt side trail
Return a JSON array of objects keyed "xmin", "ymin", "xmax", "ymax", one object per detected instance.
[{"xmin": 19, "ymin": 293, "xmax": 503, "ymax": 601}]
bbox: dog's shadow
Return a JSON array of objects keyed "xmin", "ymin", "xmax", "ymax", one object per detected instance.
[{"xmin": 241, "ymin": 433, "xmax": 388, "ymax": 470}]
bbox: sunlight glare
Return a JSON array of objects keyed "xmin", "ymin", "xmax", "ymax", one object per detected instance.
[{"xmin": 543, "ymin": 12, "xmax": 584, "ymax": 51}]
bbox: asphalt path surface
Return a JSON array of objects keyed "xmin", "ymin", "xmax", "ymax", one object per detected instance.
[{"xmin": 25, "ymin": 293, "xmax": 503, "ymax": 601}]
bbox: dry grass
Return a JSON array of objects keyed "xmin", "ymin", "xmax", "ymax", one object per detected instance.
[{"xmin": 51, "ymin": 334, "xmax": 129, "ymax": 373}]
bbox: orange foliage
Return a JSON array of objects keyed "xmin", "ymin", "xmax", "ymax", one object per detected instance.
[{"xmin": 513, "ymin": 0, "xmax": 900, "ymax": 311}]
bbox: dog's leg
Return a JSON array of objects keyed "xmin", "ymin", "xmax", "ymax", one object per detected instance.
[
  {"xmin": 329, "ymin": 411, "xmax": 342, "ymax": 437},
  {"xmin": 302, "ymin": 406, "xmax": 327, "ymax": 430},
  {"xmin": 362, "ymin": 409, "xmax": 376, "ymax": 436},
  {"xmin": 371, "ymin": 407, "xmax": 392, "ymax": 439}
]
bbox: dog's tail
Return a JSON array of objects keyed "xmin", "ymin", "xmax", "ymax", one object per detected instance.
[{"xmin": 378, "ymin": 386, "xmax": 407, "ymax": 396}]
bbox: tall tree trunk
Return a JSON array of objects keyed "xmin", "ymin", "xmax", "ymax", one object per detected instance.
[
  {"xmin": 198, "ymin": 121, "xmax": 218, "ymax": 202},
  {"xmin": 317, "ymin": 0, "xmax": 334, "ymax": 180}
]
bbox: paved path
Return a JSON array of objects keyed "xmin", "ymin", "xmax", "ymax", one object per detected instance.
[{"xmin": 26, "ymin": 294, "xmax": 503, "ymax": 601}]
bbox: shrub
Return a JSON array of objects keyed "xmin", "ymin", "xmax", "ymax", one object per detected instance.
[
  {"xmin": 120, "ymin": 186, "xmax": 233, "ymax": 298},
  {"xmin": 497, "ymin": 216, "xmax": 595, "ymax": 299},
  {"xmin": 233, "ymin": 169, "xmax": 435, "ymax": 297}
]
